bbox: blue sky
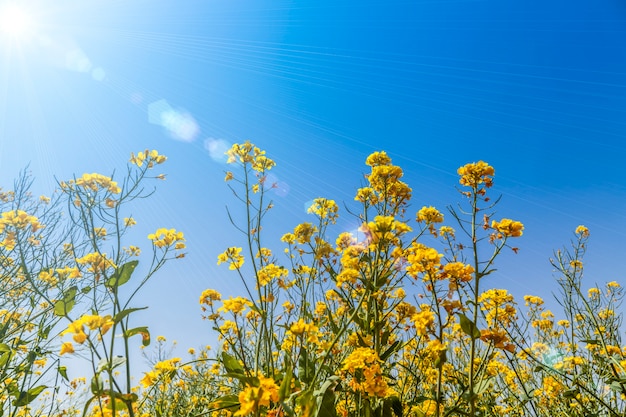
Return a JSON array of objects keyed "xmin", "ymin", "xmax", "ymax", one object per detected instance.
[{"xmin": 1, "ymin": 0, "xmax": 626, "ymax": 362}]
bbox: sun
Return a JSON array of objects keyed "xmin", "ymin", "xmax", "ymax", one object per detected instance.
[{"xmin": 0, "ymin": 4, "xmax": 35, "ymax": 38}]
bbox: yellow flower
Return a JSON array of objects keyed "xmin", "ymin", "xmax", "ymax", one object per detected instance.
[
  {"xmin": 361, "ymin": 215, "xmax": 411, "ymax": 245},
  {"xmin": 124, "ymin": 217, "xmax": 136, "ymax": 227},
  {"xmin": 442, "ymin": 262, "xmax": 474, "ymax": 284},
  {"xmin": 74, "ymin": 173, "xmax": 121, "ymax": 194},
  {"xmin": 226, "ymin": 142, "xmax": 275, "ymax": 172},
  {"xmin": 341, "ymin": 347, "xmax": 388, "ymax": 397},
  {"xmin": 491, "ymin": 218, "xmax": 524, "ymax": 238},
  {"xmin": 457, "ymin": 161, "xmax": 494, "ymax": 189},
  {"xmin": 130, "ymin": 149, "xmax": 167, "ymax": 168},
  {"xmin": 60, "ymin": 342, "xmax": 75, "ymax": 355},
  {"xmin": 307, "ymin": 198, "xmax": 339, "ymax": 223},
  {"xmin": 417, "ymin": 206, "xmax": 444, "ymax": 224},
  {"xmin": 218, "ymin": 296, "xmax": 252, "ymax": 315},
  {"xmin": 412, "ymin": 309, "xmax": 435, "ymax": 336},
  {"xmin": 439, "ymin": 226, "xmax": 455, "ymax": 237},
  {"xmin": 257, "ymin": 263, "xmax": 288, "ymax": 287},
  {"xmin": 479, "ymin": 289, "xmax": 517, "ymax": 327},
  {"xmin": 355, "ymin": 187, "xmax": 378, "ymax": 205},
  {"xmin": 420, "ymin": 399, "xmax": 442, "ymax": 417},
  {"xmin": 575, "ymin": 225, "xmax": 589, "ymax": 237},
  {"xmin": 365, "ymin": 151, "xmax": 392, "ymax": 167},
  {"xmin": 148, "ymin": 228, "xmax": 185, "ymax": 249},
  {"xmin": 405, "ymin": 243, "xmax": 442, "ymax": 278},
  {"xmin": 217, "ymin": 247, "xmax": 244, "ymax": 270},
  {"xmin": 293, "ymin": 222, "xmax": 316, "ymax": 244},
  {"xmin": 570, "ymin": 260, "xmax": 583, "ymax": 270},
  {"xmin": 76, "ymin": 252, "xmax": 116, "ymax": 275},
  {"xmin": 199, "ymin": 289, "xmax": 222, "ymax": 306},
  {"xmin": 524, "ymin": 295, "xmax": 544, "ymax": 306}
]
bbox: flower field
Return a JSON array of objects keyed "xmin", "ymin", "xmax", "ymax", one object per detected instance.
[{"xmin": 0, "ymin": 143, "xmax": 624, "ymax": 417}]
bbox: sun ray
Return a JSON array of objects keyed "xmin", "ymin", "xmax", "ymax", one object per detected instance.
[{"xmin": 0, "ymin": 4, "xmax": 35, "ymax": 38}]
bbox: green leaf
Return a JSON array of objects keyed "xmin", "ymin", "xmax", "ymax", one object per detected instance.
[
  {"xmin": 58, "ymin": 366, "xmax": 69, "ymax": 381},
  {"xmin": 563, "ymin": 388, "xmax": 578, "ymax": 398},
  {"xmin": 12, "ymin": 385, "xmax": 47, "ymax": 407},
  {"xmin": 91, "ymin": 375, "xmax": 104, "ymax": 395},
  {"xmin": 383, "ymin": 396, "xmax": 402, "ymax": 417},
  {"xmin": 313, "ymin": 375, "xmax": 339, "ymax": 417},
  {"xmin": 106, "ymin": 260, "xmax": 139, "ymax": 288},
  {"xmin": 221, "ymin": 352, "xmax": 245, "ymax": 375},
  {"xmin": 279, "ymin": 360, "xmax": 293, "ymax": 402},
  {"xmin": 125, "ymin": 326, "xmax": 150, "ymax": 346},
  {"xmin": 298, "ymin": 347, "xmax": 315, "ymax": 385},
  {"xmin": 83, "ymin": 395, "xmax": 97, "ymax": 417},
  {"xmin": 433, "ymin": 346, "xmax": 448, "ymax": 368},
  {"xmin": 210, "ymin": 394, "xmax": 240, "ymax": 412},
  {"xmin": 54, "ymin": 286, "xmax": 77, "ymax": 316},
  {"xmin": 474, "ymin": 378, "xmax": 491, "ymax": 395},
  {"xmin": 314, "ymin": 376, "xmax": 339, "ymax": 417},
  {"xmin": 380, "ymin": 340, "xmax": 401, "ymax": 361},
  {"xmin": 458, "ymin": 313, "xmax": 481, "ymax": 340},
  {"xmin": 113, "ymin": 307, "xmax": 148, "ymax": 324},
  {"xmin": 38, "ymin": 324, "xmax": 52, "ymax": 340},
  {"xmin": 96, "ymin": 356, "xmax": 126, "ymax": 373}
]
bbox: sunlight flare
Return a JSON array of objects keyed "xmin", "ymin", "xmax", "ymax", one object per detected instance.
[{"xmin": 0, "ymin": 4, "xmax": 35, "ymax": 38}]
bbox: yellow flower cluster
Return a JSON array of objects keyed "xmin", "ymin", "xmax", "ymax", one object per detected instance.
[
  {"xmin": 575, "ymin": 225, "xmax": 589, "ymax": 237},
  {"xmin": 443, "ymin": 262, "xmax": 473, "ymax": 282},
  {"xmin": 257, "ymin": 263, "xmax": 288, "ymax": 287},
  {"xmin": 363, "ymin": 151, "xmax": 412, "ymax": 210},
  {"xmin": 0, "ymin": 210, "xmax": 44, "ymax": 250},
  {"xmin": 226, "ymin": 141, "xmax": 276, "ymax": 172},
  {"xmin": 233, "ymin": 374, "xmax": 279, "ymax": 417},
  {"xmin": 355, "ymin": 187, "xmax": 379, "ymax": 205},
  {"xmin": 129, "ymin": 149, "xmax": 167, "ymax": 168},
  {"xmin": 76, "ymin": 252, "xmax": 117, "ymax": 275},
  {"xmin": 199, "ymin": 288, "xmax": 222, "ymax": 308},
  {"xmin": 218, "ymin": 296, "xmax": 252, "ymax": 315},
  {"xmin": 341, "ymin": 347, "xmax": 389, "ymax": 397},
  {"xmin": 478, "ymin": 289, "xmax": 517, "ymax": 327},
  {"xmin": 417, "ymin": 206, "xmax": 444, "ymax": 225},
  {"xmin": 417, "ymin": 399, "xmax": 443, "ymax": 417},
  {"xmin": 0, "ymin": 209, "xmax": 43, "ymax": 233},
  {"xmin": 148, "ymin": 228, "xmax": 185, "ymax": 250},
  {"xmin": 63, "ymin": 173, "xmax": 121, "ymax": 194},
  {"xmin": 457, "ymin": 161, "xmax": 495, "ymax": 189},
  {"xmin": 217, "ymin": 247, "xmax": 245, "ymax": 270},
  {"xmin": 523, "ymin": 295, "xmax": 544, "ymax": 306},
  {"xmin": 405, "ymin": 243, "xmax": 443, "ymax": 278},
  {"xmin": 365, "ymin": 151, "xmax": 392, "ymax": 167},
  {"xmin": 38, "ymin": 266, "xmax": 82, "ymax": 286},
  {"xmin": 413, "ymin": 308, "xmax": 435, "ymax": 337},
  {"xmin": 282, "ymin": 318, "xmax": 321, "ymax": 350},
  {"xmin": 480, "ymin": 328, "xmax": 515, "ymax": 352},
  {"xmin": 491, "ymin": 218, "xmax": 524, "ymax": 238},
  {"xmin": 360, "ymin": 215, "xmax": 412, "ymax": 246},
  {"xmin": 307, "ymin": 198, "xmax": 339, "ymax": 223},
  {"xmin": 60, "ymin": 314, "xmax": 114, "ymax": 353},
  {"xmin": 140, "ymin": 357, "xmax": 181, "ymax": 388}
]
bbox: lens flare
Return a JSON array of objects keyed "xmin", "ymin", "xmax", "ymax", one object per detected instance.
[{"xmin": 0, "ymin": 4, "xmax": 35, "ymax": 38}]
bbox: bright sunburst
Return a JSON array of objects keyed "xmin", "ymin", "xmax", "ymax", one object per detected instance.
[{"xmin": 0, "ymin": 3, "xmax": 35, "ymax": 38}]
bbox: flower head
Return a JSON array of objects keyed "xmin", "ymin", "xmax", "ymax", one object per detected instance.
[{"xmin": 457, "ymin": 161, "xmax": 494, "ymax": 189}]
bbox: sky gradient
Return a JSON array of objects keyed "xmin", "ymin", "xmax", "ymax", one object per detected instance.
[{"xmin": 1, "ymin": 0, "xmax": 626, "ymax": 357}]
